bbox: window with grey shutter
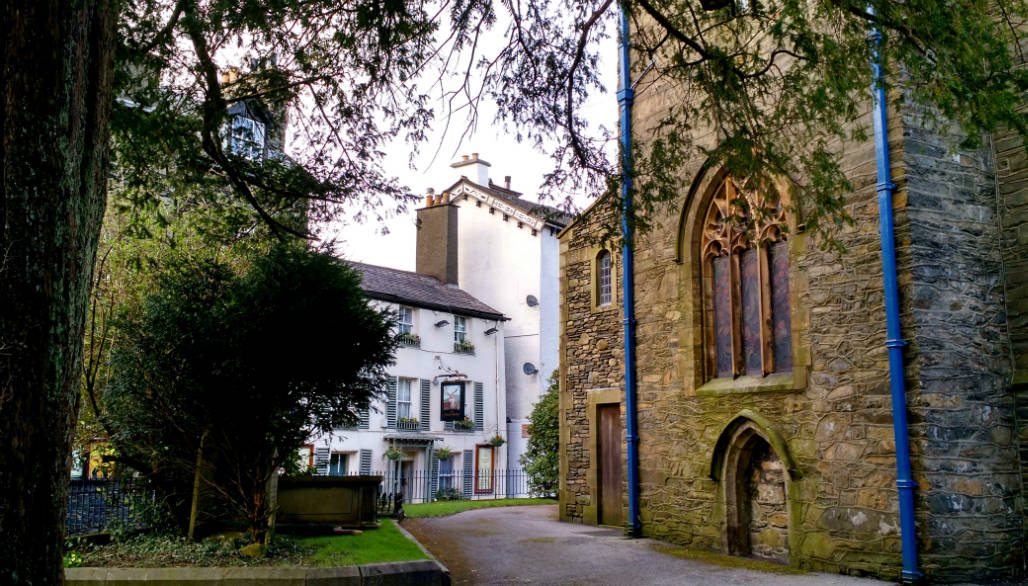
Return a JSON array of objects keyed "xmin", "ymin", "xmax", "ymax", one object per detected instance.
[
  {"xmin": 462, "ymin": 449, "xmax": 474, "ymax": 498},
  {"xmin": 430, "ymin": 453, "xmax": 440, "ymax": 498},
  {"xmin": 385, "ymin": 376, "xmax": 397, "ymax": 428},
  {"xmin": 315, "ymin": 447, "xmax": 330, "ymax": 476},
  {"xmin": 420, "ymin": 379, "xmax": 431, "ymax": 430},
  {"xmin": 473, "ymin": 382, "xmax": 484, "ymax": 431},
  {"xmin": 359, "ymin": 449, "xmax": 372, "ymax": 475},
  {"xmin": 358, "ymin": 408, "xmax": 370, "ymax": 430}
]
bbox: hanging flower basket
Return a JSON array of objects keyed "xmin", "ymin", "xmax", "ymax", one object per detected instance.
[
  {"xmin": 489, "ymin": 434, "xmax": 506, "ymax": 447},
  {"xmin": 385, "ymin": 447, "xmax": 401, "ymax": 460}
]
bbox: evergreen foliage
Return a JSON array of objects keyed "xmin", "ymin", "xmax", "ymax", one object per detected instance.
[
  {"xmin": 478, "ymin": 1, "xmax": 1028, "ymax": 245},
  {"xmin": 103, "ymin": 245, "xmax": 396, "ymax": 540},
  {"xmin": 6, "ymin": 0, "xmax": 1028, "ymax": 582},
  {"xmin": 520, "ymin": 371, "xmax": 560, "ymax": 496}
]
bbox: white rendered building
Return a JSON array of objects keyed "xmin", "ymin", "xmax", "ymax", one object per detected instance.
[
  {"xmin": 307, "ymin": 263, "xmax": 508, "ymax": 501},
  {"xmin": 416, "ymin": 154, "xmax": 567, "ymax": 468}
]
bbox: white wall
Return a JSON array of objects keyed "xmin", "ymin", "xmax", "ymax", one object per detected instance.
[
  {"xmin": 309, "ymin": 301, "xmax": 507, "ymax": 481},
  {"xmin": 447, "ymin": 181, "xmax": 561, "ymax": 469}
]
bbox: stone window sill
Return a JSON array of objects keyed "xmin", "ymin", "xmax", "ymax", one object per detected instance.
[{"xmin": 696, "ymin": 371, "xmax": 801, "ymax": 397}]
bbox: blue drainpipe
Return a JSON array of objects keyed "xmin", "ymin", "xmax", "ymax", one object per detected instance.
[
  {"xmin": 868, "ymin": 14, "xmax": 922, "ymax": 583},
  {"xmin": 617, "ymin": 1, "xmax": 641, "ymax": 538}
]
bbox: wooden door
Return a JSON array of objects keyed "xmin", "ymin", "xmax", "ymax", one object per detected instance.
[{"xmin": 598, "ymin": 404, "xmax": 623, "ymax": 526}]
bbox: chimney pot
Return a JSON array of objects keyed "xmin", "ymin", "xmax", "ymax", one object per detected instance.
[
  {"xmin": 425, "ymin": 196, "xmax": 434, "ymax": 207},
  {"xmin": 504, "ymin": 175, "xmax": 511, "ymax": 190},
  {"xmin": 472, "ymin": 152, "xmax": 479, "ymax": 160},
  {"xmin": 462, "ymin": 155, "xmax": 470, "ymax": 161},
  {"xmin": 427, "ymin": 187, "xmax": 435, "ymax": 195}
]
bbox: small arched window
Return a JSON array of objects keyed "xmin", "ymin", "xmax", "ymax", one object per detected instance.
[
  {"xmin": 701, "ymin": 177, "xmax": 792, "ymax": 380},
  {"xmin": 596, "ymin": 250, "xmax": 612, "ymax": 307}
]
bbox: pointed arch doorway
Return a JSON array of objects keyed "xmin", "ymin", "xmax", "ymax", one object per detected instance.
[{"xmin": 720, "ymin": 420, "xmax": 790, "ymax": 563}]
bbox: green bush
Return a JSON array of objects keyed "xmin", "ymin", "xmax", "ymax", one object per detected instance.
[{"xmin": 520, "ymin": 371, "xmax": 559, "ymax": 496}]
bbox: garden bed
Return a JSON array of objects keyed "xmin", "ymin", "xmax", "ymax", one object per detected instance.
[{"xmin": 65, "ymin": 519, "xmax": 428, "ymax": 568}]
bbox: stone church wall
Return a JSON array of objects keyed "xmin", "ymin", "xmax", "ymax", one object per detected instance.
[
  {"xmin": 559, "ymin": 91, "xmax": 1026, "ymax": 580},
  {"xmin": 900, "ymin": 101, "xmax": 1024, "ymax": 577},
  {"xmin": 558, "ymin": 200, "xmax": 625, "ymax": 524}
]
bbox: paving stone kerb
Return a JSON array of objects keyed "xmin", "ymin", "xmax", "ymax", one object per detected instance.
[{"xmin": 64, "ymin": 560, "xmax": 450, "ymax": 586}]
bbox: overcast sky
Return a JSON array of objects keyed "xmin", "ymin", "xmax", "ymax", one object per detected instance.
[{"xmin": 320, "ymin": 31, "xmax": 619, "ymax": 272}]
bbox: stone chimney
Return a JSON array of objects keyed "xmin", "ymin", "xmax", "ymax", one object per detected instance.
[
  {"xmin": 416, "ymin": 190, "xmax": 459, "ymax": 285},
  {"xmin": 450, "ymin": 153, "xmax": 491, "ymax": 186}
]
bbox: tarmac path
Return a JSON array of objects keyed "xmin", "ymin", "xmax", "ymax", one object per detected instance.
[{"xmin": 400, "ymin": 504, "xmax": 893, "ymax": 586}]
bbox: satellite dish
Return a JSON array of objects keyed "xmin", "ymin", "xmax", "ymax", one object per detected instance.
[
  {"xmin": 523, "ymin": 362, "xmax": 538, "ymax": 375},
  {"xmin": 526, "ymin": 295, "xmax": 539, "ymax": 307}
]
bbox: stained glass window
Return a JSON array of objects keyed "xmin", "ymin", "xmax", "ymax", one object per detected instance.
[{"xmin": 700, "ymin": 177, "xmax": 792, "ymax": 380}]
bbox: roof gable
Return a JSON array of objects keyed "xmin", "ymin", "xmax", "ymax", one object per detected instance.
[{"xmin": 441, "ymin": 177, "xmax": 571, "ymax": 230}]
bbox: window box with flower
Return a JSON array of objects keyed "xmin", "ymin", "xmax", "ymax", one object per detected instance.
[
  {"xmin": 453, "ymin": 340, "xmax": 475, "ymax": 354},
  {"xmin": 453, "ymin": 417, "xmax": 475, "ymax": 431},
  {"xmin": 397, "ymin": 416, "xmax": 420, "ymax": 431},
  {"xmin": 397, "ymin": 332, "xmax": 421, "ymax": 347}
]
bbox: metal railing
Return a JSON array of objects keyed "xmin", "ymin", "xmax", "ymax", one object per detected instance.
[
  {"xmin": 370, "ymin": 468, "xmax": 535, "ymax": 505},
  {"xmin": 66, "ymin": 478, "xmax": 155, "ymax": 536},
  {"xmin": 395, "ymin": 419, "xmax": 420, "ymax": 431}
]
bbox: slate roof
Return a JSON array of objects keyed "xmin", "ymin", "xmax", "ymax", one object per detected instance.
[{"xmin": 348, "ymin": 262, "xmax": 506, "ymax": 321}]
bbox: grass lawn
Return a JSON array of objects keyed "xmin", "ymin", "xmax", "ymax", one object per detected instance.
[
  {"xmin": 403, "ymin": 498, "xmax": 557, "ymax": 518},
  {"xmin": 289, "ymin": 519, "xmax": 428, "ymax": 566},
  {"xmin": 66, "ymin": 519, "xmax": 426, "ymax": 568}
]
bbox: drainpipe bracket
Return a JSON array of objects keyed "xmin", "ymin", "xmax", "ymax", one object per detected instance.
[
  {"xmin": 900, "ymin": 569, "xmax": 925, "ymax": 583},
  {"xmin": 876, "ymin": 181, "xmax": 897, "ymax": 193},
  {"xmin": 617, "ymin": 88, "xmax": 635, "ymax": 104},
  {"xmin": 896, "ymin": 478, "xmax": 918, "ymax": 490},
  {"xmin": 885, "ymin": 338, "xmax": 908, "ymax": 349}
]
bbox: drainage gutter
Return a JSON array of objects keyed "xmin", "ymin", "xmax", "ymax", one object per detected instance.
[
  {"xmin": 617, "ymin": 0, "xmax": 641, "ymax": 538},
  {"xmin": 868, "ymin": 12, "xmax": 922, "ymax": 583}
]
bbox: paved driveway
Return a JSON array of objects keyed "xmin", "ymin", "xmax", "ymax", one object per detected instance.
[{"xmin": 400, "ymin": 504, "xmax": 893, "ymax": 586}]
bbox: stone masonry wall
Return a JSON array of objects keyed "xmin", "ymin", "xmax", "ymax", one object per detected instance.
[
  {"xmin": 560, "ymin": 85, "xmax": 1025, "ymax": 580},
  {"xmin": 558, "ymin": 199, "xmax": 625, "ymax": 523},
  {"xmin": 991, "ymin": 70, "xmax": 1028, "ymax": 548},
  {"xmin": 748, "ymin": 443, "xmax": 790, "ymax": 563},
  {"xmin": 900, "ymin": 102, "xmax": 1023, "ymax": 580}
]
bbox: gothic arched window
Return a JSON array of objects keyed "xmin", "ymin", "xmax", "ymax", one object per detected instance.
[{"xmin": 701, "ymin": 177, "xmax": 792, "ymax": 380}]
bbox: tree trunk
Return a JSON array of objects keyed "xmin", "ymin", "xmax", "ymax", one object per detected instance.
[
  {"xmin": 188, "ymin": 430, "xmax": 208, "ymax": 540},
  {"xmin": 0, "ymin": 1, "xmax": 115, "ymax": 583}
]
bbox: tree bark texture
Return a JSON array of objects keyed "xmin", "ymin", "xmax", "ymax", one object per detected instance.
[{"xmin": 1, "ymin": 1, "xmax": 115, "ymax": 583}]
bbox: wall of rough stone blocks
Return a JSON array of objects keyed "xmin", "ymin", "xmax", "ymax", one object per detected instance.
[
  {"xmin": 991, "ymin": 83, "xmax": 1028, "ymax": 552},
  {"xmin": 899, "ymin": 101, "xmax": 1024, "ymax": 578},
  {"xmin": 558, "ymin": 198, "xmax": 625, "ymax": 523},
  {"xmin": 559, "ymin": 84, "xmax": 1025, "ymax": 581}
]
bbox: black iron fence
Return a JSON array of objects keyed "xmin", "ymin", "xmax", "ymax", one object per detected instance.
[
  {"xmin": 66, "ymin": 478, "xmax": 155, "ymax": 536},
  {"xmin": 67, "ymin": 468, "xmax": 542, "ymax": 530},
  {"xmin": 370, "ymin": 468, "xmax": 535, "ymax": 505}
]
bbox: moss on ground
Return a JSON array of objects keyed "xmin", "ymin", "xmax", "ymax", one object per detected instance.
[{"xmin": 652, "ymin": 545, "xmax": 808, "ymax": 575}]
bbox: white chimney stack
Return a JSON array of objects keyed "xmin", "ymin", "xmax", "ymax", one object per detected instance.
[{"xmin": 450, "ymin": 153, "xmax": 491, "ymax": 186}]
